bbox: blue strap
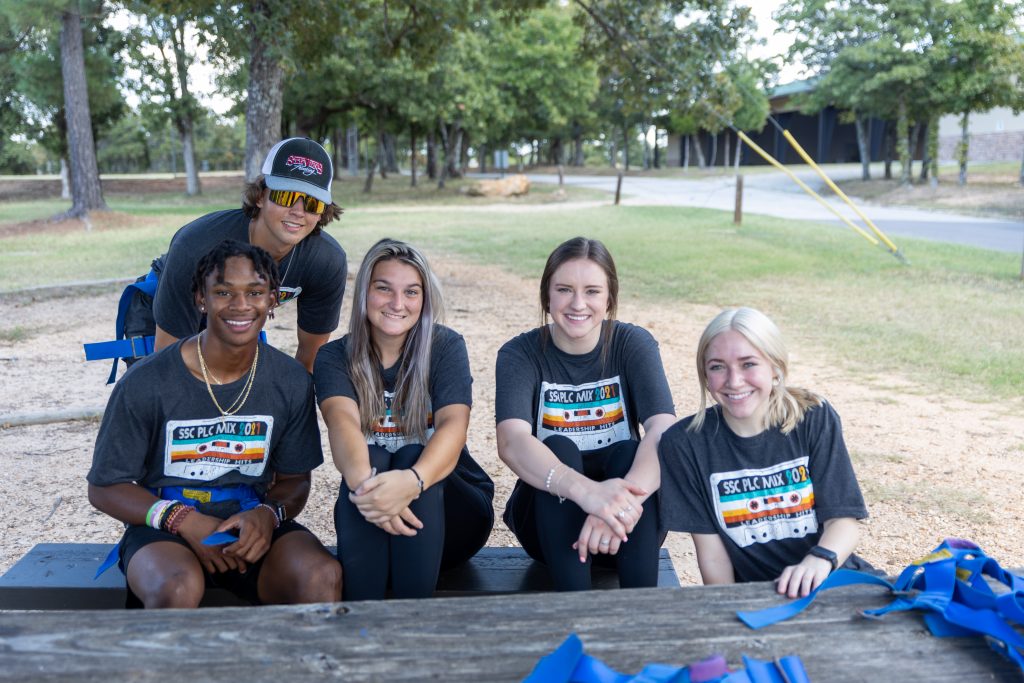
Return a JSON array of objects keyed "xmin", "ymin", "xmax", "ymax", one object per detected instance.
[
  {"xmin": 84, "ymin": 336, "xmax": 156, "ymax": 362},
  {"xmin": 737, "ymin": 539, "xmax": 1024, "ymax": 671},
  {"xmin": 737, "ymin": 569, "xmax": 895, "ymax": 630},
  {"xmin": 523, "ymin": 634, "xmax": 809, "ymax": 683}
]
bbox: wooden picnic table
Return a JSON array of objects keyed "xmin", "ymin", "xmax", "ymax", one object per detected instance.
[{"xmin": 0, "ymin": 580, "xmax": 1019, "ymax": 681}]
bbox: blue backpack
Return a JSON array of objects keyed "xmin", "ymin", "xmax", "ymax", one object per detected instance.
[{"xmin": 84, "ymin": 256, "xmax": 165, "ymax": 384}]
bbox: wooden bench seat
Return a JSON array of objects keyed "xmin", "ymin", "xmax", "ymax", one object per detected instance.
[{"xmin": 0, "ymin": 543, "xmax": 680, "ymax": 610}]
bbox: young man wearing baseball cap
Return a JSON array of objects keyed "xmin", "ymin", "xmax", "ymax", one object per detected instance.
[{"xmin": 153, "ymin": 138, "xmax": 348, "ymax": 372}]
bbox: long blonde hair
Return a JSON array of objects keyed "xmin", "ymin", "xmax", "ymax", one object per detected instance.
[
  {"xmin": 689, "ymin": 307, "xmax": 821, "ymax": 434},
  {"xmin": 347, "ymin": 239, "xmax": 445, "ymax": 442}
]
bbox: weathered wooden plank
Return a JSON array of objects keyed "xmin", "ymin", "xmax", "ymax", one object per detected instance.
[
  {"xmin": 0, "ymin": 544, "xmax": 679, "ymax": 610},
  {"xmin": 0, "ymin": 583, "xmax": 1018, "ymax": 681}
]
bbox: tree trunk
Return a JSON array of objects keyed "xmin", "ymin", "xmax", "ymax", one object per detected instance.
[
  {"xmin": 377, "ymin": 129, "xmax": 387, "ymax": 180},
  {"xmin": 693, "ymin": 133, "xmax": 707, "ymax": 169},
  {"xmin": 244, "ymin": 0, "xmax": 284, "ymax": 181},
  {"xmin": 362, "ymin": 155, "xmax": 377, "ymax": 193},
  {"xmin": 437, "ymin": 120, "xmax": 450, "ymax": 189},
  {"xmin": 622, "ymin": 124, "xmax": 630, "ymax": 171},
  {"xmin": 573, "ymin": 122, "xmax": 584, "ymax": 166},
  {"xmin": 1019, "ymin": 145, "xmax": 1023, "ymax": 187},
  {"xmin": 722, "ymin": 133, "xmax": 729, "ymax": 170},
  {"xmin": 384, "ymin": 132, "xmax": 398, "ymax": 173},
  {"xmin": 409, "ymin": 128, "xmax": 417, "ymax": 187},
  {"xmin": 608, "ymin": 138, "xmax": 616, "ymax": 168},
  {"xmin": 169, "ymin": 17, "xmax": 200, "ymax": 196},
  {"xmin": 734, "ymin": 137, "xmax": 743, "ymax": 169},
  {"xmin": 708, "ymin": 132, "xmax": 718, "ymax": 168},
  {"xmin": 459, "ymin": 131, "xmax": 470, "ymax": 176},
  {"xmin": 346, "ymin": 124, "xmax": 359, "ymax": 175},
  {"xmin": 641, "ymin": 124, "xmax": 650, "ymax": 170},
  {"xmin": 918, "ymin": 120, "xmax": 930, "ymax": 182},
  {"xmin": 897, "ymin": 99, "xmax": 910, "ymax": 186},
  {"xmin": 59, "ymin": 157, "xmax": 70, "ymax": 200},
  {"xmin": 683, "ymin": 134, "xmax": 689, "ymax": 171},
  {"xmin": 883, "ymin": 122, "xmax": 893, "ymax": 180},
  {"xmin": 854, "ymin": 115, "xmax": 871, "ymax": 180},
  {"xmin": 60, "ymin": 7, "xmax": 106, "ymax": 217},
  {"xmin": 957, "ymin": 112, "xmax": 969, "ymax": 186},
  {"xmin": 928, "ymin": 115, "xmax": 939, "ymax": 188},
  {"xmin": 426, "ymin": 131, "xmax": 437, "ymax": 179},
  {"xmin": 908, "ymin": 121, "xmax": 921, "ymax": 180}
]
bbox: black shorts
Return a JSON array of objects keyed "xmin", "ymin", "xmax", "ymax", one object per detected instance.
[{"xmin": 118, "ymin": 519, "xmax": 311, "ymax": 606}]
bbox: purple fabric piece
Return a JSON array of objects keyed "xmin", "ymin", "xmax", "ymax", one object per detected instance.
[{"xmin": 689, "ymin": 654, "xmax": 730, "ymax": 682}]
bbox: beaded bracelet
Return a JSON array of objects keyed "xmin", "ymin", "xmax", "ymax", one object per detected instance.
[
  {"xmin": 257, "ymin": 502, "xmax": 280, "ymax": 529},
  {"xmin": 162, "ymin": 503, "xmax": 190, "ymax": 534},
  {"xmin": 551, "ymin": 466, "xmax": 569, "ymax": 504},
  {"xmin": 168, "ymin": 505, "xmax": 194, "ymax": 536},
  {"xmin": 544, "ymin": 466, "xmax": 557, "ymax": 493}
]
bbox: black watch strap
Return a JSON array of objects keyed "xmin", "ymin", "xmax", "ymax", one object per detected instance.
[
  {"xmin": 808, "ymin": 545, "xmax": 838, "ymax": 571},
  {"xmin": 266, "ymin": 499, "xmax": 287, "ymax": 523}
]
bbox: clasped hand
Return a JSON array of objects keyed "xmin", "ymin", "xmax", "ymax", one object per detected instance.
[
  {"xmin": 350, "ymin": 469, "xmax": 423, "ymax": 537},
  {"xmin": 180, "ymin": 507, "xmax": 275, "ymax": 575},
  {"xmin": 573, "ymin": 478, "xmax": 646, "ymax": 561}
]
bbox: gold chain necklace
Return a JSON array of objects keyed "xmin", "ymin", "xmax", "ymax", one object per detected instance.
[{"xmin": 196, "ymin": 331, "xmax": 259, "ymax": 418}]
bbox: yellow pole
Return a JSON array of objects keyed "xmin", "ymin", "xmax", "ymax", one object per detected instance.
[
  {"xmin": 782, "ymin": 130, "xmax": 902, "ymax": 255},
  {"xmin": 734, "ymin": 131, "xmax": 879, "ymax": 246}
]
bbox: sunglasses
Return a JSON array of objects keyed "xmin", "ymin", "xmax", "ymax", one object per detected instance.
[{"xmin": 267, "ymin": 189, "xmax": 327, "ymax": 214}]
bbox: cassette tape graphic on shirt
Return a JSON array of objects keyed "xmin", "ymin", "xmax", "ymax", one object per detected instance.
[
  {"xmin": 164, "ymin": 415, "xmax": 274, "ymax": 481},
  {"xmin": 709, "ymin": 456, "xmax": 818, "ymax": 548},
  {"xmin": 366, "ymin": 390, "xmax": 434, "ymax": 453},
  {"xmin": 277, "ymin": 285, "xmax": 302, "ymax": 305},
  {"xmin": 537, "ymin": 376, "xmax": 629, "ymax": 451}
]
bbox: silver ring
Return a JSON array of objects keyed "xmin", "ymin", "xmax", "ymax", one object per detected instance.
[
  {"xmin": 625, "ymin": 505, "xmax": 634, "ymax": 512},
  {"xmin": 599, "ymin": 539, "xmax": 610, "ymax": 546},
  {"xmin": 617, "ymin": 510, "xmax": 626, "ymax": 519}
]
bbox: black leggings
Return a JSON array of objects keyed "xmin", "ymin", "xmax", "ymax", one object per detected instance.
[
  {"xmin": 504, "ymin": 435, "xmax": 661, "ymax": 591},
  {"xmin": 335, "ymin": 444, "xmax": 493, "ymax": 600}
]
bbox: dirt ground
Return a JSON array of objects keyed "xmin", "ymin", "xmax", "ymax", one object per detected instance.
[{"xmin": 1, "ymin": 236, "xmax": 1023, "ymax": 584}]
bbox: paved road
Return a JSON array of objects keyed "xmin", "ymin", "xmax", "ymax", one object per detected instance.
[{"xmin": 513, "ymin": 169, "xmax": 1024, "ymax": 254}]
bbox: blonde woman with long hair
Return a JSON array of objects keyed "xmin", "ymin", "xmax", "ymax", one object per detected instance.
[
  {"xmin": 659, "ymin": 307, "xmax": 870, "ymax": 599},
  {"xmin": 314, "ymin": 239, "xmax": 493, "ymax": 600}
]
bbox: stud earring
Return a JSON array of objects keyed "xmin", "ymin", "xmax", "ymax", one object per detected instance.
[{"xmin": 772, "ymin": 377, "xmax": 780, "ymax": 386}]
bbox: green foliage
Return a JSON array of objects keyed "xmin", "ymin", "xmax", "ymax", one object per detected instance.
[{"xmin": 1, "ymin": 0, "xmax": 127, "ymax": 163}]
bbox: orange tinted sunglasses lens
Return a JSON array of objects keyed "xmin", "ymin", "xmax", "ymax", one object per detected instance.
[{"xmin": 268, "ymin": 189, "xmax": 326, "ymax": 214}]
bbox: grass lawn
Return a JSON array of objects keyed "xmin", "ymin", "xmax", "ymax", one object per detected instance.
[{"xmin": 1, "ymin": 187, "xmax": 1021, "ymax": 401}]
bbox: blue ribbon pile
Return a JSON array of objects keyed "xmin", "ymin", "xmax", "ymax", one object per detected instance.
[
  {"xmin": 523, "ymin": 633, "xmax": 808, "ymax": 683},
  {"xmin": 737, "ymin": 538, "xmax": 1024, "ymax": 670}
]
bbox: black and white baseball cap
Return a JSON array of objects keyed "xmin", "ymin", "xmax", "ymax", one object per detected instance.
[{"xmin": 261, "ymin": 137, "xmax": 333, "ymax": 204}]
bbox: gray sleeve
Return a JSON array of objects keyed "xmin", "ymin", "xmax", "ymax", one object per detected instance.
[
  {"xmin": 430, "ymin": 328, "xmax": 472, "ymax": 411},
  {"xmin": 657, "ymin": 420, "xmax": 718, "ymax": 534},
  {"xmin": 271, "ymin": 370, "xmax": 324, "ymax": 475},
  {"xmin": 622, "ymin": 326, "xmax": 675, "ymax": 422},
  {"xmin": 86, "ymin": 376, "xmax": 156, "ymax": 486},
  {"xmin": 296, "ymin": 236, "xmax": 347, "ymax": 336},
  {"xmin": 805, "ymin": 402, "xmax": 869, "ymax": 521},
  {"xmin": 312, "ymin": 338, "xmax": 354, "ymax": 405},
  {"xmin": 494, "ymin": 337, "xmax": 540, "ymax": 426}
]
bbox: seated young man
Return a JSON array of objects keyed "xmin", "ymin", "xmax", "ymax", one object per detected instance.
[{"xmin": 87, "ymin": 240, "xmax": 341, "ymax": 608}]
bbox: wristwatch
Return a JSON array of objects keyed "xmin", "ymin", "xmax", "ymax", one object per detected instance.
[
  {"xmin": 807, "ymin": 545, "xmax": 839, "ymax": 572},
  {"xmin": 266, "ymin": 499, "xmax": 287, "ymax": 524}
]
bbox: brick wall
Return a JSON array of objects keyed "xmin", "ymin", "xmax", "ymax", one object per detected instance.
[{"xmin": 938, "ymin": 130, "xmax": 1024, "ymax": 163}]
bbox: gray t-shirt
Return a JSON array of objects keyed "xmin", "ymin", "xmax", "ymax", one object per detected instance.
[
  {"xmin": 313, "ymin": 325, "xmax": 472, "ymax": 452},
  {"xmin": 88, "ymin": 340, "xmax": 323, "ymax": 503},
  {"xmin": 153, "ymin": 209, "xmax": 347, "ymax": 338},
  {"xmin": 495, "ymin": 322, "xmax": 674, "ymax": 452},
  {"xmin": 658, "ymin": 402, "xmax": 868, "ymax": 582}
]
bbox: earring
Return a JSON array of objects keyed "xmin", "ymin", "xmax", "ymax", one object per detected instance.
[
  {"xmin": 772, "ymin": 377, "xmax": 780, "ymax": 386},
  {"xmin": 268, "ymin": 309, "xmax": 276, "ymax": 320},
  {"xmin": 200, "ymin": 306, "xmax": 205, "ymax": 313}
]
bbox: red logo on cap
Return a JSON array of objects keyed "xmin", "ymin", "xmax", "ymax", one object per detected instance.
[{"xmin": 285, "ymin": 155, "xmax": 323, "ymax": 176}]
